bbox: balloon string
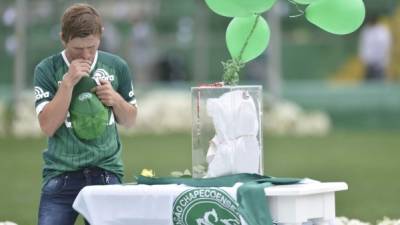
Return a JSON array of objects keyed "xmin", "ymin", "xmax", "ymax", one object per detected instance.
[
  {"xmin": 238, "ymin": 14, "xmax": 260, "ymax": 61},
  {"xmin": 287, "ymin": 0, "xmax": 305, "ymax": 18}
]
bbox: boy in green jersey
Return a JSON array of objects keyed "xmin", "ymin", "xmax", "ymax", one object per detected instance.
[{"xmin": 33, "ymin": 3, "xmax": 137, "ymax": 225}]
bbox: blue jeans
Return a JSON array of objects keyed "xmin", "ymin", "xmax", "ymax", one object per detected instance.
[{"xmin": 37, "ymin": 167, "xmax": 121, "ymax": 225}]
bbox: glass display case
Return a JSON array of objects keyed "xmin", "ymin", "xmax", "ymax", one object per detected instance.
[{"xmin": 191, "ymin": 85, "xmax": 263, "ymax": 178}]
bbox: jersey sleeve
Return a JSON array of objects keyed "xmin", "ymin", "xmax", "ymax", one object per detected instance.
[
  {"xmin": 33, "ymin": 64, "xmax": 56, "ymax": 115},
  {"xmin": 117, "ymin": 59, "xmax": 137, "ymax": 106}
]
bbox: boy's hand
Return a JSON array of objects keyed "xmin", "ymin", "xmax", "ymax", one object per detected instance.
[
  {"xmin": 64, "ymin": 59, "xmax": 91, "ymax": 86},
  {"xmin": 95, "ymin": 79, "xmax": 122, "ymax": 107}
]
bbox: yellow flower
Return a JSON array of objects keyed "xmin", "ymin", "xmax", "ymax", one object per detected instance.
[{"xmin": 140, "ymin": 169, "xmax": 155, "ymax": 177}]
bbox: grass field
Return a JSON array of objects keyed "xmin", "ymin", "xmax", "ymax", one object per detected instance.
[{"xmin": 1, "ymin": 129, "xmax": 399, "ymax": 224}]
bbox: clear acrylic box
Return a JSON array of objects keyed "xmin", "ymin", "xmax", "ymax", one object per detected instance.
[{"xmin": 191, "ymin": 85, "xmax": 263, "ymax": 178}]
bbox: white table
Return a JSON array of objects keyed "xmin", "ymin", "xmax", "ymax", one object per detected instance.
[
  {"xmin": 73, "ymin": 182, "xmax": 347, "ymax": 225},
  {"xmin": 265, "ymin": 182, "xmax": 348, "ymax": 225}
]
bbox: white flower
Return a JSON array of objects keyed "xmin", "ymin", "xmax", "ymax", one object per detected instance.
[
  {"xmin": 335, "ymin": 217, "xmax": 371, "ymax": 225},
  {"xmin": 336, "ymin": 217, "xmax": 350, "ymax": 225},
  {"xmin": 119, "ymin": 90, "xmax": 191, "ymax": 134},
  {"xmin": 377, "ymin": 217, "xmax": 400, "ymax": 225},
  {"xmin": 140, "ymin": 169, "xmax": 155, "ymax": 177},
  {"xmin": 0, "ymin": 221, "xmax": 18, "ymax": 225},
  {"xmin": 347, "ymin": 219, "xmax": 371, "ymax": 225},
  {"xmin": 11, "ymin": 91, "xmax": 42, "ymax": 137},
  {"xmin": 264, "ymin": 100, "xmax": 331, "ymax": 136},
  {"xmin": 192, "ymin": 164, "xmax": 206, "ymax": 177},
  {"xmin": 170, "ymin": 171, "xmax": 184, "ymax": 177},
  {"xmin": 170, "ymin": 169, "xmax": 192, "ymax": 177},
  {"xmin": 183, "ymin": 169, "xmax": 191, "ymax": 176}
]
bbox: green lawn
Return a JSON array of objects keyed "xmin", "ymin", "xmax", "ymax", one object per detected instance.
[{"xmin": 1, "ymin": 130, "xmax": 399, "ymax": 224}]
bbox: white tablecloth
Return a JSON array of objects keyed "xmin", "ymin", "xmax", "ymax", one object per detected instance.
[
  {"xmin": 73, "ymin": 182, "xmax": 348, "ymax": 225},
  {"xmin": 73, "ymin": 184, "xmax": 245, "ymax": 225}
]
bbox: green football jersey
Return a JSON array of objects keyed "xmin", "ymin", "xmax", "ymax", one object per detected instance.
[{"xmin": 34, "ymin": 50, "xmax": 136, "ymax": 185}]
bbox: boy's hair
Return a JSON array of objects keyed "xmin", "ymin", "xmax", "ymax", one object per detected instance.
[{"xmin": 61, "ymin": 3, "xmax": 103, "ymax": 43}]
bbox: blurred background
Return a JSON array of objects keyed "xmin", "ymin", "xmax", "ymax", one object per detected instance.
[{"xmin": 0, "ymin": 0, "xmax": 399, "ymax": 224}]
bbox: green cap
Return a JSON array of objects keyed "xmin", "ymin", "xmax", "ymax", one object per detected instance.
[
  {"xmin": 72, "ymin": 76, "xmax": 97, "ymax": 99},
  {"xmin": 70, "ymin": 92, "xmax": 109, "ymax": 140}
]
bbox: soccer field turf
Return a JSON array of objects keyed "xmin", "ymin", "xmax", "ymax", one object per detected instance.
[{"xmin": 0, "ymin": 130, "xmax": 399, "ymax": 224}]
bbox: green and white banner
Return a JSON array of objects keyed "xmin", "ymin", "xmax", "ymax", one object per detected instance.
[{"xmin": 173, "ymin": 188, "xmax": 243, "ymax": 225}]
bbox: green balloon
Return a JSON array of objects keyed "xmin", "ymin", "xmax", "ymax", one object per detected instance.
[
  {"xmin": 226, "ymin": 15, "xmax": 270, "ymax": 63},
  {"xmin": 305, "ymin": 0, "xmax": 365, "ymax": 35},
  {"xmin": 235, "ymin": 0, "xmax": 277, "ymax": 14},
  {"xmin": 205, "ymin": 0, "xmax": 248, "ymax": 17},
  {"xmin": 292, "ymin": 0, "xmax": 316, "ymax": 5},
  {"xmin": 205, "ymin": 0, "xmax": 276, "ymax": 17}
]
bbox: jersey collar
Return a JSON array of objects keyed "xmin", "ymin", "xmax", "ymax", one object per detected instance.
[{"xmin": 61, "ymin": 50, "xmax": 98, "ymax": 73}]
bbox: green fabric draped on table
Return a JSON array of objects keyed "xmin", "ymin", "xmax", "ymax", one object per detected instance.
[{"xmin": 136, "ymin": 173, "xmax": 302, "ymax": 225}]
